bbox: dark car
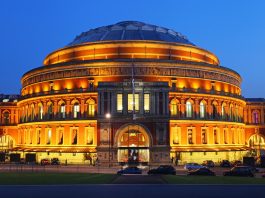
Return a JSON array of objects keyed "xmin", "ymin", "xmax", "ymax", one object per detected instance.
[
  {"xmin": 202, "ymin": 160, "xmax": 215, "ymax": 168},
  {"xmin": 231, "ymin": 160, "xmax": 242, "ymax": 167},
  {"xmin": 117, "ymin": 167, "xmax": 142, "ymax": 175},
  {"xmin": 188, "ymin": 167, "xmax": 215, "ymax": 176},
  {"xmin": 220, "ymin": 160, "xmax": 231, "ymax": 167},
  {"xmin": 40, "ymin": 158, "xmax": 50, "ymax": 166},
  {"xmin": 51, "ymin": 158, "xmax": 60, "ymax": 165},
  {"xmin": 148, "ymin": 165, "xmax": 176, "ymax": 175},
  {"xmin": 223, "ymin": 166, "xmax": 255, "ymax": 177}
]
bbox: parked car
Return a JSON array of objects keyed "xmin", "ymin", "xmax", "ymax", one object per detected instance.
[
  {"xmin": 51, "ymin": 158, "xmax": 60, "ymax": 165},
  {"xmin": 40, "ymin": 158, "xmax": 50, "ymax": 166},
  {"xmin": 202, "ymin": 160, "xmax": 215, "ymax": 168},
  {"xmin": 220, "ymin": 160, "xmax": 231, "ymax": 167},
  {"xmin": 231, "ymin": 160, "xmax": 242, "ymax": 167},
  {"xmin": 117, "ymin": 167, "xmax": 142, "ymax": 175},
  {"xmin": 223, "ymin": 166, "xmax": 255, "ymax": 177},
  {"xmin": 184, "ymin": 163, "xmax": 204, "ymax": 170},
  {"xmin": 188, "ymin": 167, "xmax": 215, "ymax": 176},
  {"xmin": 148, "ymin": 165, "xmax": 176, "ymax": 175}
]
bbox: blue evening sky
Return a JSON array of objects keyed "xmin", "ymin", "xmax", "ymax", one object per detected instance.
[{"xmin": 0, "ymin": 0, "xmax": 265, "ymax": 98}]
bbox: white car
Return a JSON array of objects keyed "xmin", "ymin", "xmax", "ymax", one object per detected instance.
[{"xmin": 184, "ymin": 163, "xmax": 204, "ymax": 170}]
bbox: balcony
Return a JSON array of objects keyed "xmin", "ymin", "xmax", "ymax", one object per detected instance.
[
  {"xmin": 170, "ymin": 87, "xmax": 244, "ymax": 100},
  {"xmin": 20, "ymin": 87, "xmax": 97, "ymax": 100},
  {"xmin": 170, "ymin": 113, "xmax": 244, "ymax": 123},
  {"xmin": 19, "ymin": 112, "xmax": 96, "ymax": 124}
]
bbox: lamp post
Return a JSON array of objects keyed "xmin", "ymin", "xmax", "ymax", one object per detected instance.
[{"xmin": 105, "ymin": 113, "xmax": 111, "ymax": 167}]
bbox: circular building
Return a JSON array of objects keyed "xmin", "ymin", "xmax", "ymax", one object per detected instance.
[{"xmin": 16, "ymin": 21, "xmax": 247, "ymax": 165}]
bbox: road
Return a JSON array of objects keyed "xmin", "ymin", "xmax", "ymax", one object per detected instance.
[
  {"xmin": 0, "ymin": 184, "xmax": 264, "ymax": 198},
  {"xmin": 0, "ymin": 164, "xmax": 264, "ymax": 177}
]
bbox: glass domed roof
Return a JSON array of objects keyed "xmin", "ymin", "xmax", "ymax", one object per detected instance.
[{"xmin": 67, "ymin": 21, "xmax": 195, "ymax": 46}]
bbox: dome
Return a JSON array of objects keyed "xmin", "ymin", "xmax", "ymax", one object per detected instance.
[{"xmin": 67, "ymin": 21, "xmax": 195, "ymax": 46}]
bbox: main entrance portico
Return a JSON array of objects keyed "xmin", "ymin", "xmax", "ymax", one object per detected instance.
[{"xmin": 115, "ymin": 124, "xmax": 151, "ymax": 164}]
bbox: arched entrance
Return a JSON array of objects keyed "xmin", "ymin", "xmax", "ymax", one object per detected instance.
[{"xmin": 115, "ymin": 124, "xmax": 151, "ymax": 164}]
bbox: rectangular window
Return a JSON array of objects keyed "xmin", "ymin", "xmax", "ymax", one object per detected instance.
[
  {"xmin": 72, "ymin": 129, "xmax": 78, "ymax": 145},
  {"xmin": 85, "ymin": 127, "xmax": 94, "ymax": 145},
  {"xmin": 128, "ymin": 94, "xmax": 139, "ymax": 112},
  {"xmin": 188, "ymin": 129, "xmax": 193, "ymax": 144},
  {"xmin": 201, "ymin": 129, "xmax": 207, "ymax": 144},
  {"xmin": 214, "ymin": 129, "xmax": 219, "ymax": 144},
  {"xmin": 36, "ymin": 129, "xmax": 41, "ymax": 145},
  {"xmin": 47, "ymin": 129, "xmax": 51, "ymax": 145},
  {"xmin": 224, "ymin": 129, "xmax": 228, "ymax": 144},
  {"xmin": 117, "ymin": 93, "xmax": 123, "ymax": 112},
  {"xmin": 57, "ymin": 129, "xmax": 64, "ymax": 145},
  {"xmin": 144, "ymin": 93, "xmax": 150, "ymax": 113},
  {"xmin": 172, "ymin": 126, "xmax": 180, "ymax": 144}
]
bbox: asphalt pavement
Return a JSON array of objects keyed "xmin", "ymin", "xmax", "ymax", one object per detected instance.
[{"xmin": 0, "ymin": 184, "xmax": 265, "ymax": 198}]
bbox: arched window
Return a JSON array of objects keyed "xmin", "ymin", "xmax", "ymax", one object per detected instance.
[
  {"xmin": 253, "ymin": 111, "xmax": 259, "ymax": 124},
  {"xmin": 3, "ymin": 111, "xmax": 10, "ymax": 125},
  {"xmin": 221, "ymin": 103, "xmax": 226, "ymax": 120},
  {"xmin": 59, "ymin": 103, "xmax": 66, "ymax": 119},
  {"xmin": 212, "ymin": 103, "xmax": 218, "ymax": 119},
  {"xmin": 186, "ymin": 101, "xmax": 193, "ymax": 118},
  {"xmin": 47, "ymin": 103, "xmax": 53, "ymax": 119},
  {"xmin": 199, "ymin": 101, "xmax": 206, "ymax": 118},
  {"xmin": 73, "ymin": 103, "xmax": 80, "ymax": 118},
  {"xmin": 229, "ymin": 105, "xmax": 233, "ymax": 120},
  {"xmin": 30, "ymin": 105, "xmax": 34, "ymax": 121},
  {"xmin": 38, "ymin": 104, "xmax": 44, "ymax": 120},
  {"xmin": 87, "ymin": 99, "xmax": 95, "ymax": 117},
  {"xmin": 170, "ymin": 99, "xmax": 179, "ymax": 116}
]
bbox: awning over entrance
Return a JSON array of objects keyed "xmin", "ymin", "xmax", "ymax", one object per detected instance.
[
  {"xmin": 10, "ymin": 147, "xmax": 96, "ymax": 153},
  {"xmin": 171, "ymin": 146, "xmax": 251, "ymax": 152}
]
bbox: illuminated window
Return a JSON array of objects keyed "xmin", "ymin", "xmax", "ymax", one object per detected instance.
[
  {"xmin": 172, "ymin": 127, "xmax": 180, "ymax": 144},
  {"xmin": 72, "ymin": 129, "xmax": 78, "ymax": 144},
  {"xmin": 201, "ymin": 129, "xmax": 207, "ymax": 144},
  {"xmin": 31, "ymin": 106, "xmax": 34, "ymax": 121},
  {"xmin": 60, "ymin": 104, "xmax": 66, "ymax": 118},
  {"xmin": 85, "ymin": 127, "xmax": 94, "ymax": 145},
  {"xmin": 221, "ymin": 104, "xmax": 226, "ymax": 119},
  {"xmin": 187, "ymin": 129, "xmax": 194, "ymax": 144},
  {"xmin": 87, "ymin": 100, "xmax": 95, "ymax": 116},
  {"xmin": 73, "ymin": 103, "xmax": 80, "ymax": 118},
  {"xmin": 186, "ymin": 101, "xmax": 193, "ymax": 118},
  {"xmin": 36, "ymin": 129, "xmax": 41, "ymax": 144},
  {"xmin": 128, "ymin": 94, "xmax": 139, "ymax": 112},
  {"xmin": 47, "ymin": 129, "xmax": 51, "ymax": 145},
  {"xmin": 170, "ymin": 99, "xmax": 178, "ymax": 116},
  {"xmin": 199, "ymin": 102, "xmax": 206, "ymax": 118},
  {"xmin": 144, "ymin": 93, "xmax": 150, "ymax": 113},
  {"xmin": 38, "ymin": 105, "xmax": 43, "ymax": 120},
  {"xmin": 57, "ymin": 129, "xmax": 63, "ymax": 145},
  {"xmin": 117, "ymin": 94, "xmax": 123, "ymax": 112}
]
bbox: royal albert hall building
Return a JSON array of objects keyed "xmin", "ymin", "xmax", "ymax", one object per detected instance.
[{"xmin": 0, "ymin": 21, "xmax": 264, "ymax": 165}]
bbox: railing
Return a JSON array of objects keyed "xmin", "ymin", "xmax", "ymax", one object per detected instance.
[
  {"xmin": 20, "ymin": 87, "xmax": 97, "ymax": 100},
  {"xmin": 170, "ymin": 87, "xmax": 245, "ymax": 100},
  {"xmin": 19, "ymin": 113, "xmax": 96, "ymax": 124},
  {"xmin": 170, "ymin": 113, "xmax": 244, "ymax": 123}
]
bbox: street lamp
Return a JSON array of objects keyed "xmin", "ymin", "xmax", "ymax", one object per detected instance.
[{"xmin": 105, "ymin": 113, "xmax": 111, "ymax": 167}]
